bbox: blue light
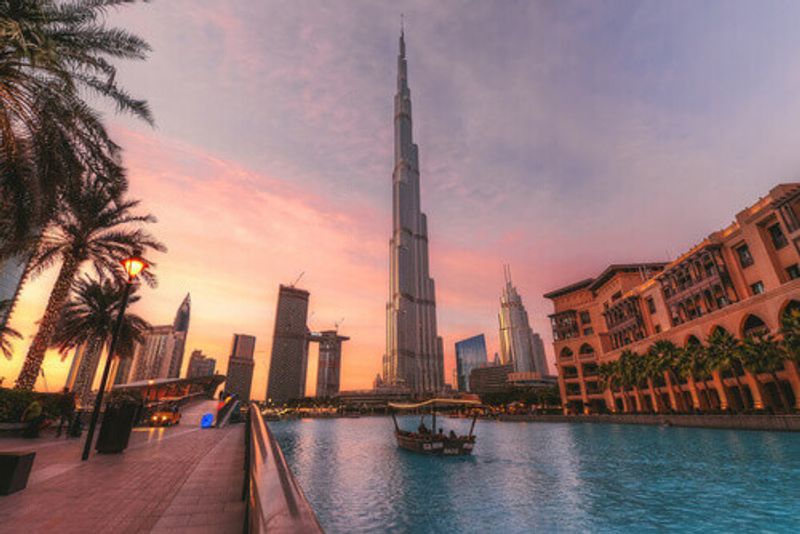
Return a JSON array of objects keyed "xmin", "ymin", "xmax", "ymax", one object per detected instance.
[{"xmin": 201, "ymin": 413, "xmax": 214, "ymax": 428}]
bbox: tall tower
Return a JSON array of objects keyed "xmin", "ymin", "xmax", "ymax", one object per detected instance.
[
  {"xmin": 499, "ymin": 265, "xmax": 545, "ymax": 374},
  {"xmin": 384, "ymin": 29, "xmax": 444, "ymax": 394},
  {"xmin": 312, "ymin": 330, "xmax": 349, "ymax": 398},
  {"xmin": 226, "ymin": 334, "xmax": 256, "ymax": 402}
]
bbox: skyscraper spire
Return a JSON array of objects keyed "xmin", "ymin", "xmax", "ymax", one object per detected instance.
[{"xmin": 384, "ymin": 29, "xmax": 444, "ymax": 393}]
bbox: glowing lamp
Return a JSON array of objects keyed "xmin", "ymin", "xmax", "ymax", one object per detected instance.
[{"xmin": 122, "ymin": 255, "xmax": 148, "ymax": 279}]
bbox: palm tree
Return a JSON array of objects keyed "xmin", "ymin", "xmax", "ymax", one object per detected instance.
[
  {"xmin": 618, "ymin": 350, "xmax": 642, "ymax": 412},
  {"xmin": 50, "ymin": 274, "xmax": 149, "ymax": 405},
  {"xmin": 1, "ymin": 0, "xmax": 152, "ymax": 248},
  {"xmin": 739, "ymin": 333, "xmax": 790, "ymax": 412},
  {"xmin": 681, "ymin": 342, "xmax": 714, "ymax": 411},
  {"xmin": 647, "ymin": 340, "xmax": 685, "ymax": 412},
  {"xmin": 14, "ymin": 180, "xmax": 164, "ymax": 390},
  {"xmin": 780, "ymin": 308, "xmax": 800, "ymax": 362},
  {"xmin": 706, "ymin": 328, "xmax": 749, "ymax": 410},
  {"xmin": 598, "ymin": 361, "xmax": 621, "ymax": 411},
  {"xmin": 0, "ymin": 300, "xmax": 21, "ymax": 360}
]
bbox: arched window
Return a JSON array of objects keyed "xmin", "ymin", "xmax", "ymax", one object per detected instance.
[
  {"xmin": 742, "ymin": 314, "xmax": 769, "ymax": 338},
  {"xmin": 686, "ymin": 335, "xmax": 701, "ymax": 347},
  {"xmin": 560, "ymin": 347, "xmax": 574, "ymax": 359},
  {"xmin": 579, "ymin": 343, "xmax": 595, "ymax": 356},
  {"xmin": 710, "ymin": 325, "xmax": 730, "ymax": 337}
]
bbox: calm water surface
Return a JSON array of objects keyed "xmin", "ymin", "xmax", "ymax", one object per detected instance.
[{"xmin": 269, "ymin": 417, "xmax": 800, "ymax": 533}]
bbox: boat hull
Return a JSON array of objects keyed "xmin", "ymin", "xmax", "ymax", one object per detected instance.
[{"xmin": 395, "ymin": 432, "xmax": 475, "ymax": 456}]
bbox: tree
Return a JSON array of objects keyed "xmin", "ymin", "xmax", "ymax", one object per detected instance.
[
  {"xmin": 739, "ymin": 333, "xmax": 790, "ymax": 412},
  {"xmin": 647, "ymin": 340, "xmax": 684, "ymax": 412},
  {"xmin": 706, "ymin": 328, "xmax": 748, "ymax": 411},
  {"xmin": 50, "ymin": 274, "xmax": 149, "ymax": 404},
  {"xmin": 0, "ymin": 300, "xmax": 21, "ymax": 360},
  {"xmin": 780, "ymin": 308, "xmax": 800, "ymax": 362},
  {"xmin": 15, "ymin": 180, "xmax": 164, "ymax": 390},
  {"xmin": 1, "ymin": 0, "xmax": 152, "ymax": 249},
  {"xmin": 618, "ymin": 350, "xmax": 641, "ymax": 412},
  {"xmin": 680, "ymin": 342, "xmax": 714, "ymax": 411}
]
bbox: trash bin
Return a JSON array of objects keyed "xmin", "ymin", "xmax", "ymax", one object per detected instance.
[
  {"xmin": 96, "ymin": 401, "xmax": 138, "ymax": 454},
  {"xmin": 0, "ymin": 452, "xmax": 35, "ymax": 495}
]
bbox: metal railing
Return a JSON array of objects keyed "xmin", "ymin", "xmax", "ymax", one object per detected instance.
[{"xmin": 243, "ymin": 403, "xmax": 324, "ymax": 534}]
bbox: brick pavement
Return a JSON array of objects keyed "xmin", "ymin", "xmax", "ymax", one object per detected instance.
[{"xmin": 0, "ymin": 400, "xmax": 245, "ymax": 534}]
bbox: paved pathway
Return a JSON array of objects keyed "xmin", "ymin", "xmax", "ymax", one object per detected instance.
[{"xmin": 0, "ymin": 400, "xmax": 245, "ymax": 534}]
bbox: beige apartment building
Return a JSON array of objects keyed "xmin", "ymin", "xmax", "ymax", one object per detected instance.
[{"xmin": 544, "ymin": 183, "xmax": 800, "ymax": 414}]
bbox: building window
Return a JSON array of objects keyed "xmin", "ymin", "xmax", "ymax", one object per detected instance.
[
  {"xmin": 787, "ymin": 264, "xmax": 800, "ymax": 280},
  {"xmin": 767, "ymin": 223, "xmax": 788, "ymax": 250},
  {"xmin": 735, "ymin": 243, "xmax": 754, "ymax": 268},
  {"xmin": 579, "ymin": 311, "xmax": 591, "ymax": 324},
  {"xmin": 646, "ymin": 297, "xmax": 656, "ymax": 314},
  {"xmin": 612, "ymin": 291, "xmax": 622, "ymax": 302},
  {"xmin": 583, "ymin": 327, "xmax": 594, "ymax": 336},
  {"xmin": 654, "ymin": 324, "xmax": 662, "ymax": 333},
  {"xmin": 750, "ymin": 281, "xmax": 765, "ymax": 295}
]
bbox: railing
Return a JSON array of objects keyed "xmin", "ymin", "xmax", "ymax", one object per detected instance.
[
  {"xmin": 244, "ymin": 403, "xmax": 324, "ymax": 534},
  {"xmin": 216, "ymin": 398, "xmax": 240, "ymax": 428}
]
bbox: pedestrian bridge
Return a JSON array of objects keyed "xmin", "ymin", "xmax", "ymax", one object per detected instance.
[{"xmin": 0, "ymin": 399, "xmax": 322, "ymax": 533}]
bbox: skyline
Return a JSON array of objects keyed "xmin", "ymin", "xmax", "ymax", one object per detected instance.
[{"xmin": 4, "ymin": 1, "xmax": 800, "ymax": 397}]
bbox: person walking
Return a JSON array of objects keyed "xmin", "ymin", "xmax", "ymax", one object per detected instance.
[{"xmin": 55, "ymin": 387, "xmax": 76, "ymax": 438}]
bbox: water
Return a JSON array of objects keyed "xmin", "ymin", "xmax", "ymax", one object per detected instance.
[{"xmin": 269, "ymin": 417, "xmax": 800, "ymax": 533}]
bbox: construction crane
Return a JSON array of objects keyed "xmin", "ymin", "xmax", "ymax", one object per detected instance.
[{"xmin": 289, "ymin": 271, "xmax": 305, "ymax": 288}]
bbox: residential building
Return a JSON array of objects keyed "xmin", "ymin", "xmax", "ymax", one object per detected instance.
[
  {"xmin": 267, "ymin": 285, "xmax": 310, "ymax": 403},
  {"xmin": 544, "ymin": 183, "xmax": 800, "ymax": 414},
  {"xmin": 312, "ymin": 330, "xmax": 349, "ymax": 398},
  {"xmin": 499, "ymin": 265, "xmax": 547, "ymax": 374},
  {"xmin": 225, "ymin": 334, "xmax": 256, "ymax": 401},
  {"xmin": 455, "ymin": 334, "xmax": 488, "ymax": 392},
  {"xmin": 383, "ymin": 29, "xmax": 445, "ymax": 394},
  {"xmin": 131, "ymin": 325, "xmax": 177, "ymax": 381},
  {"xmin": 187, "ymin": 350, "xmax": 216, "ymax": 378}
]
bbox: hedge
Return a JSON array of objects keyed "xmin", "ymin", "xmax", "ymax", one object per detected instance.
[{"xmin": 0, "ymin": 388, "xmax": 62, "ymax": 423}]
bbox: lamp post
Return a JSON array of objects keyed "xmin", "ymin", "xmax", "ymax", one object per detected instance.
[{"xmin": 81, "ymin": 254, "xmax": 148, "ymax": 461}]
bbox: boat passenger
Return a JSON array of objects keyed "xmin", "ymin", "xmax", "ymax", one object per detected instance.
[{"xmin": 449, "ymin": 430, "xmax": 457, "ymax": 440}]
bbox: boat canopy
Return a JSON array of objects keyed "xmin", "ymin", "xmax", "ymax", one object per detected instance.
[{"xmin": 388, "ymin": 398, "xmax": 484, "ymax": 410}]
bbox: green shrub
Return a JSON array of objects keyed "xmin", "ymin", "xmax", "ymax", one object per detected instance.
[{"xmin": 0, "ymin": 388, "xmax": 62, "ymax": 422}]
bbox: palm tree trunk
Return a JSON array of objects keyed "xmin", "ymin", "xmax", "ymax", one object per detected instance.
[
  {"xmin": 15, "ymin": 256, "xmax": 80, "ymax": 390},
  {"xmin": 769, "ymin": 371, "xmax": 790, "ymax": 412},
  {"xmin": 700, "ymin": 378, "xmax": 714, "ymax": 411},
  {"xmin": 732, "ymin": 373, "xmax": 751, "ymax": 410},
  {"xmin": 669, "ymin": 370, "xmax": 686, "ymax": 412}
]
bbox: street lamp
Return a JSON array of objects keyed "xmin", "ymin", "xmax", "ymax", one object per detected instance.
[{"xmin": 81, "ymin": 252, "xmax": 148, "ymax": 461}]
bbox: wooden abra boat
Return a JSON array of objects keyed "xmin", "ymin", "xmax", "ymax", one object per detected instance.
[{"xmin": 389, "ymin": 399, "xmax": 484, "ymax": 456}]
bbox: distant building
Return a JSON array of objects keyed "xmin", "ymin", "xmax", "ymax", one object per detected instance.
[
  {"xmin": 225, "ymin": 334, "xmax": 256, "ymax": 402},
  {"xmin": 66, "ymin": 343, "xmax": 103, "ymax": 407},
  {"xmin": 131, "ymin": 325, "xmax": 177, "ymax": 381},
  {"xmin": 113, "ymin": 355, "xmax": 134, "ymax": 386},
  {"xmin": 455, "ymin": 334, "xmax": 488, "ymax": 392},
  {"xmin": 267, "ymin": 285, "xmax": 310, "ymax": 403},
  {"xmin": 469, "ymin": 364, "xmax": 514, "ymax": 396},
  {"xmin": 168, "ymin": 294, "xmax": 191, "ymax": 378},
  {"xmin": 311, "ymin": 330, "xmax": 349, "ymax": 398},
  {"xmin": 531, "ymin": 332, "xmax": 548, "ymax": 375},
  {"xmin": 499, "ymin": 265, "xmax": 546, "ymax": 375},
  {"xmin": 129, "ymin": 294, "xmax": 191, "ymax": 382},
  {"xmin": 0, "ymin": 251, "xmax": 29, "ymax": 329},
  {"xmin": 187, "ymin": 349, "xmax": 216, "ymax": 378}
]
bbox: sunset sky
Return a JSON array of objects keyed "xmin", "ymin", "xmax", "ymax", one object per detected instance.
[{"xmin": 4, "ymin": 1, "xmax": 800, "ymax": 398}]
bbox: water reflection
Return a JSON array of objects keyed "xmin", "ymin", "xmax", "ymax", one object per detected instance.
[{"xmin": 270, "ymin": 418, "xmax": 800, "ymax": 533}]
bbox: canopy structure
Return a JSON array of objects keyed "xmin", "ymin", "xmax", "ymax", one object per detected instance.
[{"xmin": 388, "ymin": 398, "xmax": 484, "ymax": 410}]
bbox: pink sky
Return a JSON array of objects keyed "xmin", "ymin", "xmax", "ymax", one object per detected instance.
[{"xmin": 4, "ymin": 1, "xmax": 800, "ymax": 397}]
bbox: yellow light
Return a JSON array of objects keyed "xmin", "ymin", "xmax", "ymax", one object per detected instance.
[{"xmin": 121, "ymin": 256, "xmax": 148, "ymax": 279}]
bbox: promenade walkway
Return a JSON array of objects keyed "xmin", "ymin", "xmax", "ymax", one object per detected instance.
[{"xmin": 0, "ymin": 400, "xmax": 245, "ymax": 534}]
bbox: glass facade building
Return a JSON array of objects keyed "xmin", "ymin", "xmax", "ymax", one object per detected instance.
[{"xmin": 455, "ymin": 334, "xmax": 488, "ymax": 392}]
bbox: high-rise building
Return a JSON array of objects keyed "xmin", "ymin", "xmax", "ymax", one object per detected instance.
[
  {"xmin": 128, "ymin": 295, "xmax": 191, "ymax": 382},
  {"xmin": 0, "ymin": 253, "xmax": 28, "ymax": 329},
  {"xmin": 113, "ymin": 355, "xmax": 135, "ymax": 385},
  {"xmin": 311, "ymin": 330, "xmax": 349, "ymax": 398},
  {"xmin": 187, "ymin": 349, "xmax": 216, "ymax": 378},
  {"xmin": 225, "ymin": 334, "xmax": 255, "ymax": 401},
  {"xmin": 267, "ymin": 285, "xmax": 310, "ymax": 403},
  {"xmin": 455, "ymin": 334, "xmax": 488, "ymax": 392},
  {"xmin": 498, "ymin": 265, "xmax": 546, "ymax": 375},
  {"xmin": 531, "ymin": 332, "xmax": 548, "ymax": 376},
  {"xmin": 383, "ymin": 29, "xmax": 444, "ymax": 394},
  {"xmin": 167, "ymin": 294, "xmax": 191, "ymax": 378},
  {"xmin": 131, "ymin": 325, "xmax": 177, "ymax": 381}
]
